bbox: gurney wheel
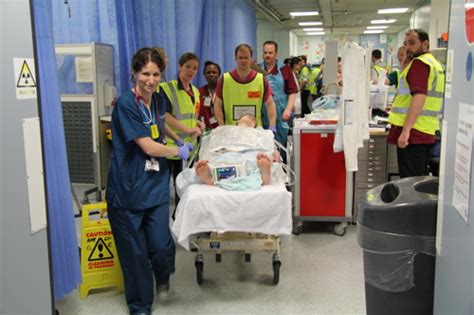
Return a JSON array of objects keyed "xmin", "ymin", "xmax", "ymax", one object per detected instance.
[
  {"xmin": 272, "ymin": 261, "xmax": 281, "ymax": 285},
  {"xmin": 292, "ymin": 222, "xmax": 303, "ymax": 235},
  {"xmin": 195, "ymin": 261, "xmax": 204, "ymax": 285}
]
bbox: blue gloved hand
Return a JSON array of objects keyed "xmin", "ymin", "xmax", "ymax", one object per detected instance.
[
  {"xmin": 269, "ymin": 125, "xmax": 277, "ymax": 133},
  {"xmin": 177, "ymin": 145, "xmax": 191, "ymax": 160},
  {"xmin": 175, "ymin": 139, "xmax": 184, "ymax": 147},
  {"xmin": 184, "ymin": 142, "xmax": 194, "ymax": 151}
]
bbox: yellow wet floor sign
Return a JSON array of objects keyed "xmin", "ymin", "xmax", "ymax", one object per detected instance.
[{"xmin": 80, "ymin": 202, "xmax": 124, "ymax": 299}]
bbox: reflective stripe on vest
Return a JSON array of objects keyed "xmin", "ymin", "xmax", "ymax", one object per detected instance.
[
  {"xmin": 160, "ymin": 80, "xmax": 200, "ymax": 159},
  {"xmin": 222, "ymin": 72, "xmax": 265, "ymax": 126},
  {"xmin": 388, "ymin": 53, "xmax": 445, "ymax": 135}
]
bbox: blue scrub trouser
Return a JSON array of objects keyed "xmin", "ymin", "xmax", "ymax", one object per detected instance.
[
  {"xmin": 262, "ymin": 102, "xmax": 289, "ymax": 147},
  {"xmin": 108, "ymin": 202, "xmax": 176, "ymax": 315}
]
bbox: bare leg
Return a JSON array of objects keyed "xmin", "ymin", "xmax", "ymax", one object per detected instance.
[
  {"xmin": 195, "ymin": 160, "xmax": 214, "ymax": 185},
  {"xmin": 256, "ymin": 153, "xmax": 271, "ymax": 185}
]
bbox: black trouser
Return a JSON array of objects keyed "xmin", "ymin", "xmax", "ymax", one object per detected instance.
[
  {"xmin": 397, "ymin": 144, "xmax": 432, "ymax": 178},
  {"xmin": 301, "ymin": 90, "xmax": 311, "ymax": 115},
  {"xmin": 168, "ymin": 159, "xmax": 183, "ymax": 218}
]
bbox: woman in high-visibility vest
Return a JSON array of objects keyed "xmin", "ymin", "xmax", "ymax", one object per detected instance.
[{"xmin": 160, "ymin": 52, "xmax": 205, "ymax": 212}]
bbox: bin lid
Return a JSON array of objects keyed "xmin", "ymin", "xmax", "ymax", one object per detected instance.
[{"xmin": 357, "ymin": 176, "xmax": 438, "ymax": 236}]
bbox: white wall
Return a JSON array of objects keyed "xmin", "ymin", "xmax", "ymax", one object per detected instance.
[
  {"xmin": 410, "ymin": 3, "xmax": 431, "ymax": 31},
  {"xmin": 289, "ymin": 31, "xmax": 298, "ymax": 57},
  {"xmin": 428, "ymin": 0, "xmax": 450, "ymax": 48}
]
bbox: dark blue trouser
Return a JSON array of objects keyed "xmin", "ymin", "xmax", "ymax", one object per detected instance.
[{"xmin": 108, "ymin": 202, "xmax": 176, "ymax": 314}]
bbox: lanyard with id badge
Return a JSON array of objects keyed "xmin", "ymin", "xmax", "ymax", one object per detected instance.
[
  {"xmin": 204, "ymin": 89, "xmax": 218, "ymax": 125},
  {"xmin": 136, "ymin": 92, "xmax": 163, "ymax": 172}
]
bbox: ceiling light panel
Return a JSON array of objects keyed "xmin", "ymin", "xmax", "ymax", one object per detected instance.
[
  {"xmin": 371, "ymin": 19, "xmax": 396, "ymax": 24},
  {"xmin": 289, "ymin": 11, "xmax": 319, "ymax": 16},
  {"xmin": 364, "ymin": 30, "xmax": 384, "ymax": 34},
  {"xmin": 303, "ymin": 28, "xmax": 324, "ymax": 31},
  {"xmin": 367, "ymin": 25, "xmax": 389, "ymax": 29},
  {"xmin": 378, "ymin": 8, "xmax": 409, "ymax": 14},
  {"xmin": 298, "ymin": 22, "xmax": 323, "ymax": 26}
]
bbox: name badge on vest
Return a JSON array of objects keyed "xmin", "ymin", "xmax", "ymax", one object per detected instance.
[
  {"xmin": 233, "ymin": 105, "xmax": 256, "ymax": 121},
  {"xmin": 150, "ymin": 124, "xmax": 159, "ymax": 139},
  {"xmin": 145, "ymin": 157, "xmax": 160, "ymax": 172}
]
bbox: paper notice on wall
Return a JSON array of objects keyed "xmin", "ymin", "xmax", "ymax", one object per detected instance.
[{"xmin": 452, "ymin": 103, "xmax": 474, "ymax": 224}]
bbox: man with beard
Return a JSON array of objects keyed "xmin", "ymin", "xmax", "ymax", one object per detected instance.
[
  {"xmin": 198, "ymin": 60, "xmax": 221, "ymax": 130},
  {"xmin": 387, "ymin": 29, "xmax": 445, "ymax": 177}
]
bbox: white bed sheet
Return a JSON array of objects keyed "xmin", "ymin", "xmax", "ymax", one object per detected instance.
[{"xmin": 171, "ymin": 184, "xmax": 292, "ymax": 250}]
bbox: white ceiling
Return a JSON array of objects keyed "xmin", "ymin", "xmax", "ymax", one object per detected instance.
[{"xmin": 249, "ymin": 0, "xmax": 429, "ymax": 36}]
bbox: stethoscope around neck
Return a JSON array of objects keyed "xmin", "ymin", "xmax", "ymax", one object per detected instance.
[{"xmin": 133, "ymin": 87, "xmax": 165, "ymax": 142}]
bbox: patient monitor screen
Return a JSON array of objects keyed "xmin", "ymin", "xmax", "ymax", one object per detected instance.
[{"xmin": 214, "ymin": 166, "xmax": 238, "ymax": 181}]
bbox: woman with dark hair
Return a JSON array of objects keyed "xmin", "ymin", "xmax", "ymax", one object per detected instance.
[
  {"xmin": 160, "ymin": 52, "xmax": 205, "ymax": 214},
  {"xmin": 106, "ymin": 47, "xmax": 192, "ymax": 314},
  {"xmin": 198, "ymin": 60, "xmax": 222, "ymax": 130}
]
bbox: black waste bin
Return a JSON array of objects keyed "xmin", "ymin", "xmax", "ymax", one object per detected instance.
[{"xmin": 357, "ymin": 176, "xmax": 438, "ymax": 315}]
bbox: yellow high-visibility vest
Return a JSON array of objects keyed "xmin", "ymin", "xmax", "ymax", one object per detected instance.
[
  {"xmin": 308, "ymin": 67, "xmax": 321, "ymax": 95},
  {"xmin": 388, "ymin": 53, "xmax": 445, "ymax": 135},
  {"xmin": 160, "ymin": 80, "xmax": 200, "ymax": 159},
  {"xmin": 221, "ymin": 72, "xmax": 265, "ymax": 126}
]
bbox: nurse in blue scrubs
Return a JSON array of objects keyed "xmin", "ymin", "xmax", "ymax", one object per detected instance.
[{"xmin": 106, "ymin": 47, "xmax": 192, "ymax": 315}]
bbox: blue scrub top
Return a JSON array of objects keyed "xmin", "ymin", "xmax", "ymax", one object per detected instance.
[{"xmin": 106, "ymin": 89, "xmax": 170, "ymax": 210}]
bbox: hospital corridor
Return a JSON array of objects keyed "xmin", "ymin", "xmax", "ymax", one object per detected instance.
[{"xmin": 2, "ymin": 0, "xmax": 474, "ymax": 315}]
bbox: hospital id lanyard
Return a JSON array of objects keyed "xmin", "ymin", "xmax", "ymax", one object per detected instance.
[{"xmin": 134, "ymin": 88, "xmax": 162, "ymax": 141}]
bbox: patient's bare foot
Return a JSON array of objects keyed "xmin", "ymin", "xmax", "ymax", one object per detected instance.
[
  {"xmin": 195, "ymin": 160, "xmax": 214, "ymax": 185},
  {"xmin": 256, "ymin": 153, "xmax": 271, "ymax": 185}
]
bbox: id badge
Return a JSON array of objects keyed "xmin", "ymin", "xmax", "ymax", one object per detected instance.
[
  {"xmin": 150, "ymin": 124, "xmax": 159, "ymax": 139},
  {"xmin": 209, "ymin": 116, "xmax": 218, "ymax": 124},
  {"xmin": 204, "ymin": 96, "xmax": 212, "ymax": 107},
  {"xmin": 145, "ymin": 157, "xmax": 160, "ymax": 172}
]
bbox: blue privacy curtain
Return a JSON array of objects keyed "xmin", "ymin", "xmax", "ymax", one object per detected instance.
[
  {"xmin": 52, "ymin": 0, "xmax": 256, "ymax": 90},
  {"xmin": 31, "ymin": 0, "xmax": 82, "ymax": 300}
]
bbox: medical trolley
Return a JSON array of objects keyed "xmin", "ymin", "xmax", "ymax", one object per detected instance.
[{"xmin": 292, "ymin": 120, "xmax": 353, "ymax": 235}]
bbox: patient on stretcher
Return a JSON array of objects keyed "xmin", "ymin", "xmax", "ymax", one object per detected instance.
[{"xmin": 175, "ymin": 114, "xmax": 284, "ymax": 196}]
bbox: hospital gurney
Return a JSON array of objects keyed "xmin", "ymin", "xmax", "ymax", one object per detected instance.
[{"xmin": 171, "ymin": 126, "xmax": 293, "ymax": 285}]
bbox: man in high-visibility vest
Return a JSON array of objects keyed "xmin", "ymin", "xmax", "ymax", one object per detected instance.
[
  {"xmin": 214, "ymin": 44, "xmax": 277, "ymax": 131},
  {"xmin": 387, "ymin": 29, "xmax": 445, "ymax": 178},
  {"xmin": 370, "ymin": 49, "xmax": 390, "ymax": 83}
]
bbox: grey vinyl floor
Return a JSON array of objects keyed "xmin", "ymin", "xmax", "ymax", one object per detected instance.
[{"xmin": 56, "ymin": 219, "xmax": 366, "ymax": 315}]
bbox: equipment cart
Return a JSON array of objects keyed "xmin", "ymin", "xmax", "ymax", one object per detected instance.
[{"xmin": 292, "ymin": 120, "xmax": 353, "ymax": 235}]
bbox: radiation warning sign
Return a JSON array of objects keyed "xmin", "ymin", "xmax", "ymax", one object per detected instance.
[{"xmin": 13, "ymin": 58, "xmax": 37, "ymax": 100}]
